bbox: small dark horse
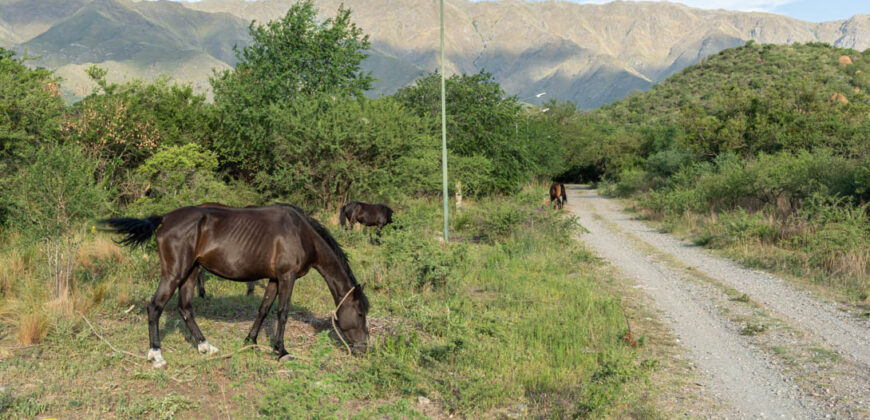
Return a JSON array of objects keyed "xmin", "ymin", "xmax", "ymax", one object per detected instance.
[
  {"xmin": 100, "ymin": 204, "xmax": 369, "ymax": 368},
  {"xmin": 339, "ymin": 202, "xmax": 393, "ymax": 237},
  {"xmin": 549, "ymin": 183, "xmax": 567, "ymax": 209}
]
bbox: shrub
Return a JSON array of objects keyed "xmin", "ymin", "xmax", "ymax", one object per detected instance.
[
  {"xmin": 4, "ymin": 143, "xmax": 108, "ymax": 235},
  {"xmin": 611, "ymin": 168, "xmax": 651, "ymax": 197},
  {"xmin": 125, "ymin": 143, "xmax": 259, "ymax": 215},
  {"xmin": 3, "ymin": 143, "xmax": 110, "ymax": 296},
  {"xmin": 0, "ymin": 48, "xmax": 65, "ymax": 162},
  {"xmin": 645, "ymin": 148, "xmax": 691, "ymax": 177},
  {"xmin": 260, "ymin": 95, "xmax": 436, "ymax": 207},
  {"xmin": 63, "ymin": 69, "xmax": 214, "ymax": 188},
  {"xmin": 381, "ymin": 226, "xmax": 467, "ymax": 290}
]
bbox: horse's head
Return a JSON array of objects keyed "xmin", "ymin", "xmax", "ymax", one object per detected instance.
[{"xmin": 336, "ymin": 285, "xmax": 370, "ymax": 353}]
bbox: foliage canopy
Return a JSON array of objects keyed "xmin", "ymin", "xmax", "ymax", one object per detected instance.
[{"xmin": 210, "ymin": 0, "xmax": 374, "ymax": 182}]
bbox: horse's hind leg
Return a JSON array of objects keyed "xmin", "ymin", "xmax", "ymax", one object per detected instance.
[
  {"xmin": 245, "ymin": 279, "xmax": 278, "ymax": 345},
  {"xmin": 196, "ymin": 270, "xmax": 206, "ymax": 299},
  {"xmin": 272, "ymin": 274, "xmax": 297, "ymax": 360},
  {"xmin": 374, "ymin": 224, "xmax": 385, "ymax": 244},
  {"xmin": 177, "ymin": 266, "xmax": 217, "ymax": 355},
  {"xmin": 146, "ymin": 272, "xmax": 187, "ymax": 368}
]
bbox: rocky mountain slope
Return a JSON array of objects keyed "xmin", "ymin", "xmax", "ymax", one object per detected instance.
[{"xmin": 2, "ymin": 0, "xmax": 868, "ymax": 106}]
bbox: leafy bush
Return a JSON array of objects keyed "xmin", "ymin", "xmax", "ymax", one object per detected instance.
[
  {"xmin": 610, "ymin": 168, "xmax": 651, "ymax": 197},
  {"xmin": 259, "ymin": 94, "xmax": 436, "ymax": 207},
  {"xmin": 63, "ymin": 68, "xmax": 214, "ymax": 187},
  {"xmin": 2, "ymin": 143, "xmax": 109, "ymax": 296},
  {"xmin": 0, "ymin": 48, "xmax": 65, "ymax": 162},
  {"xmin": 380, "ymin": 227, "xmax": 467, "ymax": 290},
  {"xmin": 127, "ymin": 144, "xmax": 259, "ymax": 215},
  {"xmin": 396, "ymin": 71, "xmax": 542, "ymax": 195},
  {"xmin": 645, "ymin": 148, "xmax": 691, "ymax": 177},
  {"xmin": 3, "ymin": 143, "xmax": 108, "ymax": 235}
]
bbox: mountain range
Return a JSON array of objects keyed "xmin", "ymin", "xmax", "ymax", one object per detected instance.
[{"xmin": 1, "ymin": 0, "xmax": 869, "ymax": 107}]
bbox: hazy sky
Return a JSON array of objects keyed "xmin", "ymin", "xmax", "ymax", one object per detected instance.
[
  {"xmin": 166, "ymin": 0, "xmax": 870, "ymax": 23},
  {"xmin": 573, "ymin": 0, "xmax": 869, "ymax": 22}
]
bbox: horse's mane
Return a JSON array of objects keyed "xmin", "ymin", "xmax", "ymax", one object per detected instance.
[{"xmin": 276, "ymin": 203, "xmax": 369, "ymax": 313}]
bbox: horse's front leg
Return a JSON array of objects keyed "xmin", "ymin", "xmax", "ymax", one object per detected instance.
[
  {"xmin": 273, "ymin": 274, "xmax": 297, "ymax": 360},
  {"xmin": 177, "ymin": 266, "xmax": 218, "ymax": 356},
  {"xmin": 246, "ymin": 279, "xmax": 278, "ymax": 345}
]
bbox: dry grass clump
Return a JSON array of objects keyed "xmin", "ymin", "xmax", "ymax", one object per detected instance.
[
  {"xmin": 16, "ymin": 312, "xmax": 49, "ymax": 345},
  {"xmin": 1, "ymin": 234, "xmax": 123, "ymax": 345},
  {"xmin": 77, "ymin": 235, "xmax": 123, "ymax": 270},
  {"xmin": 0, "ymin": 248, "xmax": 31, "ymax": 297}
]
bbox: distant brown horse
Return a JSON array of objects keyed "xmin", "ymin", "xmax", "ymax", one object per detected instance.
[
  {"xmin": 339, "ymin": 202, "xmax": 394, "ymax": 238},
  {"xmin": 549, "ymin": 183, "xmax": 567, "ymax": 209},
  {"xmin": 100, "ymin": 204, "xmax": 369, "ymax": 368}
]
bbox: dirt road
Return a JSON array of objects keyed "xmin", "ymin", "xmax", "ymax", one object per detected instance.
[{"xmin": 566, "ymin": 185, "xmax": 870, "ymax": 419}]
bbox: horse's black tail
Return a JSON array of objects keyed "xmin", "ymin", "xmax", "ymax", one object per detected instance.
[
  {"xmin": 560, "ymin": 183, "xmax": 567, "ymax": 203},
  {"xmin": 339, "ymin": 204, "xmax": 349, "ymax": 228},
  {"xmin": 98, "ymin": 215, "xmax": 163, "ymax": 247}
]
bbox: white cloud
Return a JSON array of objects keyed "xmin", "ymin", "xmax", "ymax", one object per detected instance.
[{"xmin": 575, "ymin": 0, "xmax": 796, "ymax": 13}]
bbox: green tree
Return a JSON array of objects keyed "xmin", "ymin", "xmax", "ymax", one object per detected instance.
[
  {"xmin": 210, "ymin": 0, "xmax": 374, "ymax": 181},
  {"xmin": 395, "ymin": 70, "xmax": 530, "ymax": 194},
  {"xmin": 261, "ymin": 94, "xmax": 436, "ymax": 208},
  {"xmin": 0, "ymin": 48, "xmax": 65, "ymax": 162}
]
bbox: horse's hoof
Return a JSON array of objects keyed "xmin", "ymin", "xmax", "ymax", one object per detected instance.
[
  {"xmin": 198, "ymin": 341, "xmax": 219, "ymax": 355},
  {"xmin": 147, "ymin": 348, "xmax": 167, "ymax": 368},
  {"xmin": 279, "ymin": 353, "xmax": 294, "ymax": 362},
  {"xmin": 244, "ymin": 337, "xmax": 256, "ymax": 345}
]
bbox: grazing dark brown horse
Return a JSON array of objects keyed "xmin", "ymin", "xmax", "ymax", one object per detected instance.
[
  {"xmin": 339, "ymin": 202, "xmax": 394, "ymax": 237},
  {"xmin": 100, "ymin": 204, "xmax": 369, "ymax": 368},
  {"xmin": 549, "ymin": 183, "xmax": 567, "ymax": 210},
  {"xmin": 195, "ymin": 268, "xmax": 255, "ymax": 298},
  {"xmin": 194, "ymin": 203, "xmax": 256, "ymax": 298}
]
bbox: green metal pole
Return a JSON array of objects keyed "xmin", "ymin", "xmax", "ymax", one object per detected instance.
[{"xmin": 440, "ymin": 0, "xmax": 449, "ymax": 242}]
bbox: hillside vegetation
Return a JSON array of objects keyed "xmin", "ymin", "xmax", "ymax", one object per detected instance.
[
  {"xmin": 562, "ymin": 42, "xmax": 870, "ymax": 300},
  {"xmin": 5, "ymin": 0, "xmax": 870, "ymax": 105}
]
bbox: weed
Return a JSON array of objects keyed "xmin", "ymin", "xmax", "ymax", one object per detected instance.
[
  {"xmin": 730, "ymin": 293, "xmax": 751, "ymax": 303},
  {"xmin": 740, "ymin": 322, "xmax": 767, "ymax": 336},
  {"xmin": 118, "ymin": 394, "xmax": 196, "ymax": 420},
  {"xmin": 0, "ymin": 389, "xmax": 48, "ymax": 419}
]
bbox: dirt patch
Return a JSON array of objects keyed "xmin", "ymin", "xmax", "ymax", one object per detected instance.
[{"xmin": 839, "ymin": 55, "xmax": 853, "ymax": 66}]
